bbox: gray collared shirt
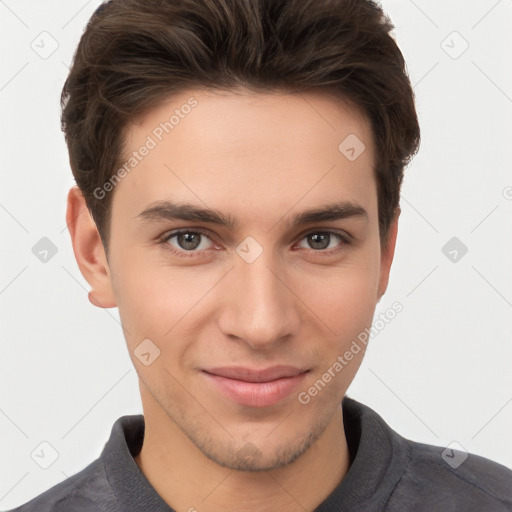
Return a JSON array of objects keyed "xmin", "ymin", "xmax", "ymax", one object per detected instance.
[{"xmin": 5, "ymin": 396, "xmax": 512, "ymax": 511}]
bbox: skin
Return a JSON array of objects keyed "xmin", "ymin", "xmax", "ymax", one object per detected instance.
[{"xmin": 67, "ymin": 88, "xmax": 399, "ymax": 512}]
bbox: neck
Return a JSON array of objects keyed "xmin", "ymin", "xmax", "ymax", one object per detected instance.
[{"xmin": 134, "ymin": 387, "xmax": 350, "ymax": 512}]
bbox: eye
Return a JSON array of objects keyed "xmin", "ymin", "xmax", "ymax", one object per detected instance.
[
  {"xmin": 160, "ymin": 229, "xmax": 217, "ymax": 256},
  {"xmin": 296, "ymin": 231, "xmax": 350, "ymax": 252}
]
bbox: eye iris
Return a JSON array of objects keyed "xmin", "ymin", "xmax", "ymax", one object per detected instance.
[
  {"xmin": 177, "ymin": 232, "xmax": 201, "ymax": 250},
  {"xmin": 309, "ymin": 233, "xmax": 330, "ymax": 250}
]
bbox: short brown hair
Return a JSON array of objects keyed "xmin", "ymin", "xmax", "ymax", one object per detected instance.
[{"xmin": 61, "ymin": 0, "xmax": 420, "ymax": 254}]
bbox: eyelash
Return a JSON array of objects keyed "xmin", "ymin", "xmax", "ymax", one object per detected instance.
[{"xmin": 157, "ymin": 228, "xmax": 352, "ymax": 258}]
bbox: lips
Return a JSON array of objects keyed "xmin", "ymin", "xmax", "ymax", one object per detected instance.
[
  {"xmin": 202, "ymin": 365, "xmax": 309, "ymax": 407},
  {"xmin": 203, "ymin": 365, "xmax": 306, "ymax": 383}
]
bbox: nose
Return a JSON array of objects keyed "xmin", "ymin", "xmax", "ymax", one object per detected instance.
[{"xmin": 217, "ymin": 248, "xmax": 301, "ymax": 351}]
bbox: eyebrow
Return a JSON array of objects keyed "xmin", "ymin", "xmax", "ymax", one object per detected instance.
[{"xmin": 136, "ymin": 200, "xmax": 368, "ymax": 230}]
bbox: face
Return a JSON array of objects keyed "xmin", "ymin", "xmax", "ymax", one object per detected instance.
[{"xmin": 82, "ymin": 88, "xmax": 397, "ymax": 471}]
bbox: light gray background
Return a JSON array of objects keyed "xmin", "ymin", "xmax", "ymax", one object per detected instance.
[{"xmin": 1, "ymin": 0, "xmax": 511, "ymax": 508}]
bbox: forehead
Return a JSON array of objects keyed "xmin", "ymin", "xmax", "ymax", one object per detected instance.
[
  {"xmin": 112, "ymin": 88, "xmax": 377, "ymax": 230},
  {"xmin": 127, "ymin": 86, "xmax": 373, "ymax": 152}
]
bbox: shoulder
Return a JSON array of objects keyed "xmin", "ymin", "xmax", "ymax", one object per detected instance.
[
  {"xmin": 2, "ymin": 458, "xmax": 118, "ymax": 512},
  {"xmin": 388, "ymin": 438, "xmax": 512, "ymax": 511}
]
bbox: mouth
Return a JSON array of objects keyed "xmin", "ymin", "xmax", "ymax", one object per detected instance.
[{"xmin": 202, "ymin": 366, "xmax": 310, "ymax": 408}]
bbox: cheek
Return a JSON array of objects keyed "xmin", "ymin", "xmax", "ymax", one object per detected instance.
[
  {"xmin": 330, "ymin": 275, "xmax": 377, "ymax": 332},
  {"xmin": 292, "ymin": 254, "xmax": 380, "ymax": 336},
  {"xmin": 109, "ymin": 253, "xmax": 171, "ymax": 338},
  {"xmin": 294, "ymin": 265, "xmax": 378, "ymax": 404},
  {"xmin": 111, "ymin": 255, "xmax": 221, "ymax": 347}
]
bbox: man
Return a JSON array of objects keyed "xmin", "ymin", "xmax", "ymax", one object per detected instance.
[{"xmin": 7, "ymin": 0, "xmax": 512, "ymax": 511}]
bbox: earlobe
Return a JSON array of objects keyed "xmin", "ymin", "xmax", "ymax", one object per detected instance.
[
  {"xmin": 66, "ymin": 186, "xmax": 117, "ymax": 309},
  {"xmin": 377, "ymin": 207, "xmax": 400, "ymax": 300}
]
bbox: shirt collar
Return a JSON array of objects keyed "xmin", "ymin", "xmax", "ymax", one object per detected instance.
[{"xmin": 316, "ymin": 396, "xmax": 409, "ymax": 511}]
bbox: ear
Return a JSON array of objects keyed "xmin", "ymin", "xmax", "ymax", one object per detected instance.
[
  {"xmin": 66, "ymin": 186, "xmax": 117, "ymax": 308},
  {"xmin": 377, "ymin": 207, "xmax": 400, "ymax": 301}
]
